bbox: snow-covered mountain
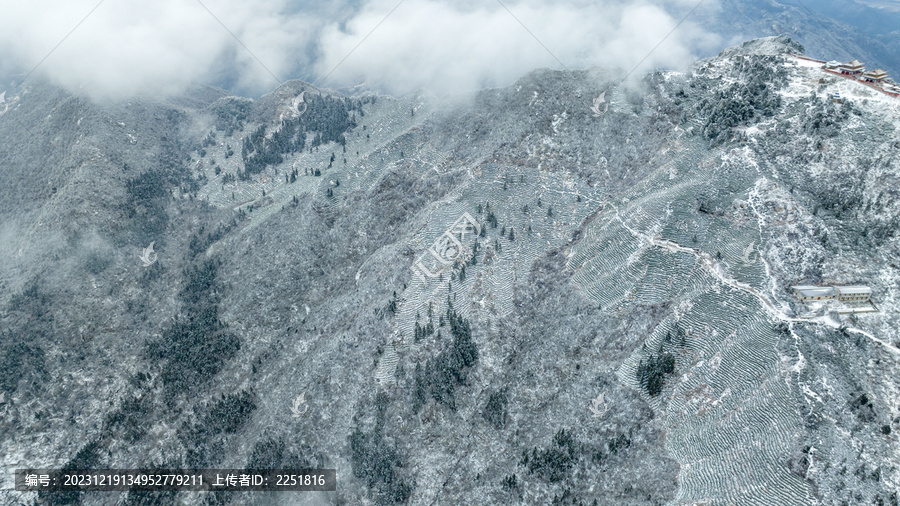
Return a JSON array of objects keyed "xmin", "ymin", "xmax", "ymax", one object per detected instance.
[
  {"xmin": 1, "ymin": 36, "xmax": 898, "ymax": 505},
  {"xmin": 701, "ymin": 0, "xmax": 900, "ymax": 79}
]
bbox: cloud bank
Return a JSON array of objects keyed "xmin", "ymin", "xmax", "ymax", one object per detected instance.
[
  {"xmin": 0, "ymin": 0, "xmax": 720, "ymax": 99},
  {"xmin": 316, "ymin": 0, "xmax": 721, "ymax": 94}
]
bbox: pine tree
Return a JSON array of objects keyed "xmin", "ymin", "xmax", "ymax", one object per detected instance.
[{"xmin": 487, "ymin": 211, "xmax": 498, "ymax": 228}]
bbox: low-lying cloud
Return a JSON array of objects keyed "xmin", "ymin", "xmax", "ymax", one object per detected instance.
[
  {"xmin": 0, "ymin": 0, "xmax": 720, "ymax": 99},
  {"xmin": 317, "ymin": 0, "xmax": 721, "ymax": 94}
]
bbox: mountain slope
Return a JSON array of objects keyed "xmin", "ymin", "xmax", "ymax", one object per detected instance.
[
  {"xmin": 705, "ymin": 0, "xmax": 900, "ymax": 77},
  {"xmin": 1, "ymin": 36, "xmax": 899, "ymax": 505}
]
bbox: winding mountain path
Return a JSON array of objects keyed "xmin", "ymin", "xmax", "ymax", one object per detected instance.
[{"xmin": 606, "ymin": 201, "xmax": 899, "ymax": 357}]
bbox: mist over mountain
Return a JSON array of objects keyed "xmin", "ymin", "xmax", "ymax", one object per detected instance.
[
  {"xmin": 1, "ymin": 34, "xmax": 900, "ymax": 505},
  {"xmin": 0, "ymin": 0, "xmax": 720, "ymax": 99},
  {"xmin": 2, "ymin": 0, "xmax": 899, "ymax": 101}
]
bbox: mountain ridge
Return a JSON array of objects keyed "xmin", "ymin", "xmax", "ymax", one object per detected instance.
[{"xmin": 1, "ymin": 36, "xmax": 899, "ymax": 505}]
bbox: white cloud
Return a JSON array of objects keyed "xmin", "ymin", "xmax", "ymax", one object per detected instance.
[
  {"xmin": 0, "ymin": 0, "xmax": 314, "ymax": 99},
  {"xmin": 315, "ymin": 0, "xmax": 720, "ymax": 94},
  {"xmin": 0, "ymin": 0, "xmax": 720, "ymax": 99}
]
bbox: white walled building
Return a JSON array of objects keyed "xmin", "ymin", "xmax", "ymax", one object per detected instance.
[
  {"xmin": 835, "ymin": 286, "xmax": 872, "ymax": 302},
  {"xmin": 792, "ymin": 286, "xmax": 836, "ymax": 301},
  {"xmin": 791, "ymin": 285, "xmax": 872, "ymax": 303}
]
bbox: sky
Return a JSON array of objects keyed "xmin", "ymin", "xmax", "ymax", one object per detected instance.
[{"xmin": 0, "ymin": 0, "xmax": 724, "ymax": 99}]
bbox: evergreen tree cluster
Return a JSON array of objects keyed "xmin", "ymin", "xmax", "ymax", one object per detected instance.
[
  {"xmin": 349, "ymin": 427, "xmax": 413, "ymax": 503},
  {"xmin": 239, "ymin": 95, "xmax": 363, "ymax": 178},
  {"xmin": 413, "ymin": 303, "xmax": 479, "ymax": 411},
  {"xmin": 246, "ymin": 436, "xmax": 313, "ymax": 472},
  {"xmin": 210, "ymin": 97, "xmax": 252, "ymax": 136},
  {"xmin": 0, "ymin": 332, "xmax": 46, "ymax": 396},
  {"xmin": 203, "ymin": 389, "xmax": 257, "ymax": 435},
  {"xmin": 0, "ymin": 281, "xmax": 51, "ymax": 396},
  {"xmin": 512, "ymin": 427, "xmax": 643, "ymax": 501},
  {"xmin": 147, "ymin": 258, "xmax": 240, "ymax": 403},
  {"xmin": 387, "ymin": 291, "xmax": 399, "ymax": 316},
  {"xmin": 413, "ymin": 318, "xmax": 434, "ymax": 342},
  {"xmin": 241, "ymin": 124, "xmax": 282, "ymax": 176},
  {"xmin": 486, "ymin": 210, "xmax": 498, "ymax": 228},
  {"xmin": 700, "ymin": 81, "xmax": 782, "ymax": 142},
  {"xmin": 520, "ymin": 429, "xmax": 580, "ymax": 483},
  {"xmin": 123, "ymin": 110, "xmax": 197, "ymax": 241},
  {"xmin": 349, "ymin": 393, "xmax": 413, "ymax": 503},
  {"xmin": 41, "ymin": 440, "xmax": 104, "ymax": 504},
  {"xmin": 501, "ymin": 473, "xmax": 518, "ymax": 491},
  {"xmin": 800, "ymin": 94, "xmax": 852, "ymax": 137},
  {"xmin": 414, "ymin": 302, "xmax": 437, "ymax": 343},
  {"xmin": 731, "ymin": 54, "xmax": 789, "ymax": 87},
  {"xmin": 247, "ymin": 437, "xmax": 293, "ymax": 470},
  {"xmin": 636, "ymin": 349, "xmax": 676, "ymax": 397},
  {"xmin": 697, "ymin": 56, "xmax": 788, "ymax": 144},
  {"xmin": 103, "ymin": 394, "xmax": 151, "ymax": 444},
  {"xmin": 125, "ymin": 168, "xmax": 171, "ymax": 202},
  {"xmin": 482, "ymin": 389, "xmax": 509, "ymax": 429},
  {"xmin": 178, "ymin": 389, "xmax": 257, "ymax": 467},
  {"xmin": 814, "ymin": 173, "xmax": 866, "ymax": 220},
  {"xmin": 124, "ymin": 168, "xmax": 172, "ymax": 243},
  {"xmin": 187, "ymin": 220, "xmax": 237, "ymax": 259}
]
